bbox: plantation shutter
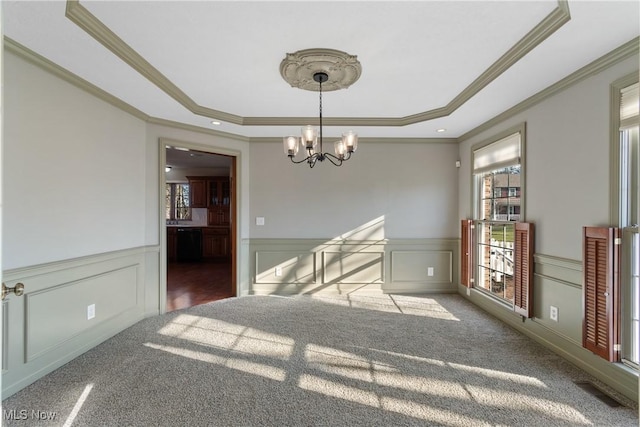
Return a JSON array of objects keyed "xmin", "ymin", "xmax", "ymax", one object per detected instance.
[
  {"xmin": 461, "ymin": 220, "xmax": 473, "ymax": 287},
  {"xmin": 582, "ymin": 227, "xmax": 621, "ymax": 362},
  {"xmin": 514, "ymin": 222, "xmax": 534, "ymax": 317}
]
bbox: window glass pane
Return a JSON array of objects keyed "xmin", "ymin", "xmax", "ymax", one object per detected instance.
[
  {"xmin": 166, "ymin": 183, "xmax": 192, "ymax": 221},
  {"xmin": 166, "ymin": 184, "xmax": 172, "ymax": 219},
  {"xmin": 475, "ymin": 221, "xmax": 516, "ymax": 304},
  {"xmin": 478, "ymin": 165, "xmax": 521, "ymax": 221},
  {"xmin": 175, "ymin": 184, "xmax": 191, "ymax": 220}
]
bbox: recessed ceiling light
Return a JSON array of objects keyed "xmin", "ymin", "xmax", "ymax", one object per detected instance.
[
  {"xmin": 211, "ymin": 121, "xmax": 221, "ymax": 126},
  {"xmin": 436, "ymin": 128, "xmax": 447, "ymax": 133}
]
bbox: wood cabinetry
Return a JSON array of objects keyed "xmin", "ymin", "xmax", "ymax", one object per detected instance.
[
  {"xmin": 207, "ymin": 177, "xmax": 231, "ymax": 226},
  {"xmin": 207, "ymin": 177, "xmax": 230, "ymax": 207},
  {"xmin": 202, "ymin": 227, "xmax": 229, "ymax": 259},
  {"xmin": 167, "ymin": 227, "xmax": 177, "ymax": 261},
  {"xmin": 187, "ymin": 177, "xmax": 208, "ymax": 208},
  {"xmin": 173, "ymin": 175, "xmax": 231, "ymax": 261}
]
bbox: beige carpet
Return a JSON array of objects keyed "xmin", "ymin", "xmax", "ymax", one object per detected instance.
[{"xmin": 2, "ymin": 294, "xmax": 638, "ymax": 426}]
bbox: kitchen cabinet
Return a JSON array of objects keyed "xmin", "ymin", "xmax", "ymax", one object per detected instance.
[
  {"xmin": 207, "ymin": 177, "xmax": 230, "ymax": 226},
  {"xmin": 187, "ymin": 177, "xmax": 208, "ymax": 208},
  {"xmin": 202, "ymin": 227, "xmax": 229, "ymax": 259},
  {"xmin": 207, "ymin": 177, "xmax": 230, "ymax": 207},
  {"xmin": 167, "ymin": 227, "xmax": 177, "ymax": 261}
]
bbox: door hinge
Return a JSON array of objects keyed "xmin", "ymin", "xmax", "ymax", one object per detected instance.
[
  {"xmin": 614, "ymin": 238, "xmax": 622, "ymax": 245},
  {"xmin": 614, "ymin": 344, "xmax": 621, "ymax": 352},
  {"xmin": 470, "ymin": 278, "xmax": 475, "ymax": 284}
]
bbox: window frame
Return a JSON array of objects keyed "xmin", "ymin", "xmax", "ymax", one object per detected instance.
[
  {"xmin": 609, "ymin": 72, "xmax": 639, "ymax": 368},
  {"xmin": 469, "ymin": 123, "xmax": 527, "ymax": 310}
]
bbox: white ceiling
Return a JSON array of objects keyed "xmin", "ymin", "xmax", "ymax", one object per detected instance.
[{"xmin": 3, "ymin": 1, "xmax": 639, "ymax": 140}]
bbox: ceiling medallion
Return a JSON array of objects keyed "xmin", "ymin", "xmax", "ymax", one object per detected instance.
[
  {"xmin": 279, "ymin": 48, "xmax": 362, "ymax": 92},
  {"xmin": 280, "ymin": 49, "xmax": 361, "ymax": 168}
]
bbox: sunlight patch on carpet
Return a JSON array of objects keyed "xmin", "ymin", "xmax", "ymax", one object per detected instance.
[
  {"xmin": 308, "ymin": 294, "xmax": 460, "ymax": 320},
  {"xmin": 62, "ymin": 383, "xmax": 93, "ymax": 427},
  {"xmin": 448, "ymin": 362, "xmax": 547, "ymax": 388},
  {"xmin": 465, "ymin": 384, "xmax": 592, "ymax": 425},
  {"xmin": 158, "ymin": 314, "xmax": 295, "ymax": 360},
  {"xmin": 144, "ymin": 342, "xmax": 286, "ymax": 381}
]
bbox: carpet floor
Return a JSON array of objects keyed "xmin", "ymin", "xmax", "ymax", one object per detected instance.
[{"xmin": 2, "ymin": 294, "xmax": 638, "ymax": 426}]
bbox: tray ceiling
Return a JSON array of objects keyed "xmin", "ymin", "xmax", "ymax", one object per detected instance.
[{"xmin": 3, "ymin": 1, "xmax": 639, "ymax": 139}]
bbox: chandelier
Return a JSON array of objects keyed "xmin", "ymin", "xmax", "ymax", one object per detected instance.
[{"xmin": 280, "ymin": 49, "xmax": 362, "ymax": 168}]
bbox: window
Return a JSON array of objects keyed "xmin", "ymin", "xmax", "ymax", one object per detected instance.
[
  {"xmin": 166, "ymin": 183, "xmax": 191, "ymax": 221},
  {"xmin": 615, "ymin": 79, "xmax": 639, "ymax": 367},
  {"xmin": 467, "ymin": 124, "xmax": 532, "ymax": 315}
]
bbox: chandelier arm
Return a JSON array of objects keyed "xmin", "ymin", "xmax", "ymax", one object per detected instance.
[
  {"xmin": 322, "ymin": 152, "xmax": 344, "ymax": 166},
  {"xmin": 289, "ymin": 156, "xmax": 311, "ymax": 164}
]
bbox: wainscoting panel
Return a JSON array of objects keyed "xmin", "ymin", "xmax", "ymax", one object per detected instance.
[
  {"xmin": 532, "ymin": 254, "xmax": 583, "ymax": 344},
  {"xmin": 390, "ymin": 250, "xmax": 452, "ymax": 283},
  {"xmin": 250, "ymin": 238, "xmax": 458, "ymax": 295},
  {"xmin": 26, "ymin": 265, "xmax": 138, "ymax": 361},
  {"xmin": 1, "ymin": 247, "xmax": 149, "ymax": 398},
  {"xmin": 323, "ymin": 251, "xmax": 384, "ymax": 284},
  {"xmin": 255, "ymin": 251, "xmax": 316, "ymax": 284}
]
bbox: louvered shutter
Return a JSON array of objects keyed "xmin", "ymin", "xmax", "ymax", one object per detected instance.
[
  {"xmin": 514, "ymin": 222, "xmax": 534, "ymax": 317},
  {"xmin": 461, "ymin": 220, "xmax": 473, "ymax": 287},
  {"xmin": 582, "ymin": 227, "xmax": 620, "ymax": 362}
]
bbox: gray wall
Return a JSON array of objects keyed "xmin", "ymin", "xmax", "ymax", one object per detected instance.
[
  {"xmin": 250, "ymin": 141, "xmax": 459, "ymax": 239},
  {"xmin": 3, "ymin": 51, "xmax": 147, "ymax": 270},
  {"xmin": 457, "ymin": 53, "xmax": 639, "ymax": 401}
]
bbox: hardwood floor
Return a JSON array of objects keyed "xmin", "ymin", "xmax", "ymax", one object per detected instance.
[{"xmin": 166, "ymin": 261, "xmax": 233, "ymax": 312}]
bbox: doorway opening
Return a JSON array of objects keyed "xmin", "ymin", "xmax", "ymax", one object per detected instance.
[{"xmin": 165, "ymin": 145, "xmax": 237, "ymax": 311}]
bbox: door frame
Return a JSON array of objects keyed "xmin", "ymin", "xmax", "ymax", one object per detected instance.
[{"xmin": 158, "ymin": 137, "xmax": 241, "ymax": 314}]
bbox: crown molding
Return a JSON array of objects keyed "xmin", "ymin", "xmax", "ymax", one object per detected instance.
[
  {"xmin": 3, "ymin": 36, "xmax": 150, "ymax": 122},
  {"xmin": 64, "ymin": 0, "xmax": 244, "ymax": 126},
  {"xmin": 148, "ymin": 117, "xmax": 250, "ymax": 142},
  {"xmin": 64, "ymin": 0, "xmax": 570, "ymax": 128},
  {"xmin": 460, "ymin": 37, "xmax": 640, "ymax": 142},
  {"xmin": 7, "ymin": 30, "xmax": 638, "ymax": 148},
  {"xmin": 250, "ymin": 137, "xmax": 458, "ymax": 145}
]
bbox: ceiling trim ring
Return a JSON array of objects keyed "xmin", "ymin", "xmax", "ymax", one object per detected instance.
[
  {"xmin": 64, "ymin": 0, "xmax": 571, "ymax": 128},
  {"xmin": 279, "ymin": 48, "xmax": 362, "ymax": 92}
]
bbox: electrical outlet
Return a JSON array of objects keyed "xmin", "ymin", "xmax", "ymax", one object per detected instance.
[
  {"xmin": 427, "ymin": 267, "xmax": 434, "ymax": 277},
  {"xmin": 550, "ymin": 305, "xmax": 558, "ymax": 322},
  {"xmin": 275, "ymin": 267, "xmax": 283, "ymax": 277},
  {"xmin": 87, "ymin": 304, "xmax": 96, "ymax": 320},
  {"xmin": 256, "ymin": 217, "xmax": 265, "ymax": 226}
]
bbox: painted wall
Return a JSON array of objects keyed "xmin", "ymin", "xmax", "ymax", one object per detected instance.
[
  {"xmin": 457, "ymin": 53, "xmax": 640, "ymax": 401},
  {"xmin": 458, "ymin": 54, "xmax": 639, "ymax": 259},
  {"xmin": 2, "ymin": 49, "xmax": 151, "ymax": 397},
  {"xmin": 250, "ymin": 141, "xmax": 459, "ymax": 240},
  {"xmin": 3, "ymin": 51, "xmax": 147, "ymax": 270}
]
